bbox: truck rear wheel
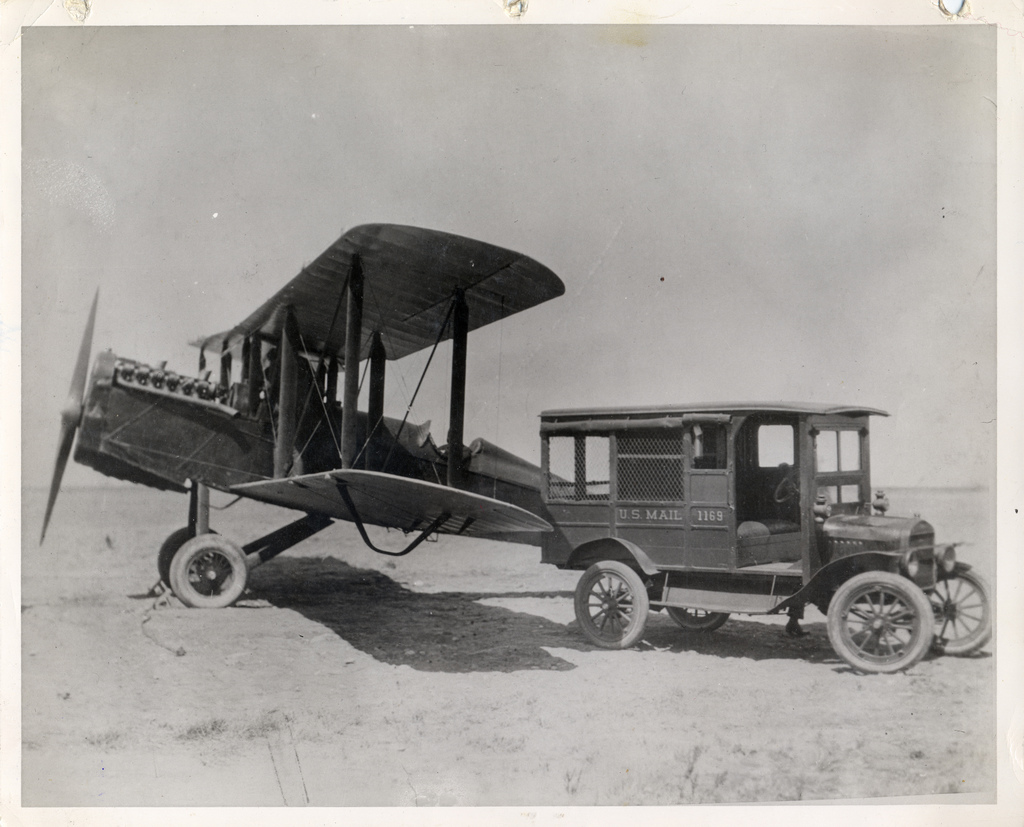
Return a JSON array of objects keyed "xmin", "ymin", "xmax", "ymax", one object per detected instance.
[
  {"xmin": 574, "ymin": 561, "xmax": 650, "ymax": 649},
  {"xmin": 666, "ymin": 607, "xmax": 730, "ymax": 632},
  {"xmin": 827, "ymin": 571, "xmax": 934, "ymax": 674}
]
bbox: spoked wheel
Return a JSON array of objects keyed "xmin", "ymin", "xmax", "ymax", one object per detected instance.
[
  {"xmin": 930, "ymin": 569, "xmax": 992, "ymax": 656},
  {"xmin": 574, "ymin": 561, "xmax": 650, "ymax": 649},
  {"xmin": 168, "ymin": 533, "xmax": 248, "ymax": 609},
  {"xmin": 666, "ymin": 607, "xmax": 730, "ymax": 632},
  {"xmin": 827, "ymin": 571, "xmax": 934, "ymax": 674},
  {"xmin": 157, "ymin": 526, "xmax": 219, "ymax": 585}
]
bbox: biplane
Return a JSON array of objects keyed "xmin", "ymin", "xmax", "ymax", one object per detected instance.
[{"xmin": 42, "ymin": 224, "xmax": 564, "ymax": 608}]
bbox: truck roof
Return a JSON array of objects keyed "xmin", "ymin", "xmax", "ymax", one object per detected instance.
[{"xmin": 540, "ymin": 402, "xmax": 889, "ymax": 420}]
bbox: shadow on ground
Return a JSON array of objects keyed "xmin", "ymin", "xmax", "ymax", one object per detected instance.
[
  {"xmin": 245, "ymin": 556, "xmax": 849, "ymax": 673},
  {"xmin": 249, "ymin": 556, "xmax": 582, "ymax": 673},
  {"xmin": 641, "ymin": 618, "xmax": 839, "ymax": 666}
]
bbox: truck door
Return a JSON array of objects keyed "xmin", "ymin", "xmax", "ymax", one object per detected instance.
[{"xmin": 684, "ymin": 421, "xmax": 733, "ymax": 569}]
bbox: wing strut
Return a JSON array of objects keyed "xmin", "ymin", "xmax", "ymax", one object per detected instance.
[
  {"xmin": 447, "ymin": 288, "xmax": 469, "ymax": 488},
  {"xmin": 340, "ymin": 254, "xmax": 364, "ymax": 468},
  {"xmin": 273, "ymin": 307, "xmax": 299, "ymax": 478},
  {"xmin": 365, "ymin": 332, "xmax": 386, "ymax": 470},
  {"xmin": 334, "ymin": 481, "xmax": 451, "ymax": 557}
]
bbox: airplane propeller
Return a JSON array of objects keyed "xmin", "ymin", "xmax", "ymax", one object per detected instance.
[{"xmin": 40, "ymin": 290, "xmax": 98, "ymax": 544}]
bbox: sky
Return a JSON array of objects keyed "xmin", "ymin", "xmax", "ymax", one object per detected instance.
[{"xmin": 20, "ymin": 24, "xmax": 996, "ymax": 490}]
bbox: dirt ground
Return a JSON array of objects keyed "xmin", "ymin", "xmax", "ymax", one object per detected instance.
[{"xmin": 20, "ymin": 486, "xmax": 995, "ymax": 807}]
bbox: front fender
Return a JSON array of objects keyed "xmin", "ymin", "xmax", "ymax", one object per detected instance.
[
  {"xmin": 565, "ymin": 537, "xmax": 660, "ymax": 576},
  {"xmin": 771, "ymin": 551, "xmax": 902, "ymax": 614}
]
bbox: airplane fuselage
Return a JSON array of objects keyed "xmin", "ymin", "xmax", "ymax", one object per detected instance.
[{"xmin": 75, "ymin": 350, "xmax": 548, "ymax": 539}]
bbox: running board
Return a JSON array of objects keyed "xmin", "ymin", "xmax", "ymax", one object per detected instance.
[{"xmin": 652, "ymin": 586, "xmax": 788, "ymax": 615}]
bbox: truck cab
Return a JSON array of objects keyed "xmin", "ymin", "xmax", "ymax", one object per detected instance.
[{"xmin": 539, "ymin": 403, "xmax": 990, "ymax": 673}]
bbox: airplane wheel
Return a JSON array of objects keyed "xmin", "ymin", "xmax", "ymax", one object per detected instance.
[
  {"xmin": 827, "ymin": 571, "xmax": 934, "ymax": 674},
  {"xmin": 666, "ymin": 607, "xmax": 730, "ymax": 632},
  {"xmin": 157, "ymin": 527, "xmax": 193, "ymax": 586},
  {"xmin": 157, "ymin": 527, "xmax": 218, "ymax": 585},
  {"xmin": 168, "ymin": 533, "xmax": 248, "ymax": 609},
  {"xmin": 574, "ymin": 561, "xmax": 650, "ymax": 649},
  {"xmin": 930, "ymin": 569, "xmax": 992, "ymax": 656}
]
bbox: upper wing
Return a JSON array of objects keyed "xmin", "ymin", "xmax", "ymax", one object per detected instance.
[
  {"xmin": 196, "ymin": 224, "xmax": 564, "ymax": 361},
  {"xmin": 232, "ymin": 469, "xmax": 552, "ymax": 537}
]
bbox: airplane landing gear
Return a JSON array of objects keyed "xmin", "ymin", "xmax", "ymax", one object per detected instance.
[
  {"xmin": 157, "ymin": 480, "xmax": 334, "ymax": 608},
  {"xmin": 169, "ymin": 533, "xmax": 249, "ymax": 609}
]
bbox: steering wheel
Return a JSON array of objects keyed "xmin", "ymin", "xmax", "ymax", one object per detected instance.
[{"xmin": 773, "ymin": 466, "xmax": 799, "ymax": 503}]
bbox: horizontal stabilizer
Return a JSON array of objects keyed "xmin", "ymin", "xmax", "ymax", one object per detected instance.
[{"xmin": 232, "ymin": 469, "xmax": 552, "ymax": 537}]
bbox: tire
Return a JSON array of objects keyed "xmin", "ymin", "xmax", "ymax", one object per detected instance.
[
  {"xmin": 158, "ymin": 527, "xmax": 219, "ymax": 585},
  {"xmin": 168, "ymin": 533, "xmax": 248, "ymax": 609},
  {"xmin": 666, "ymin": 607, "xmax": 730, "ymax": 633},
  {"xmin": 826, "ymin": 571, "xmax": 934, "ymax": 674},
  {"xmin": 930, "ymin": 569, "xmax": 992, "ymax": 656},
  {"xmin": 574, "ymin": 561, "xmax": 650, "ymax": 649},
  {"xmin": 157, "ymin": 527, "xmax": 194, "ymax": 586}
]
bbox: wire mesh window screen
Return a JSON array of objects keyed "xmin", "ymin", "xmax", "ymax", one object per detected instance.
[
  {"xmin": 546, "ymin": 435, "xmax": 610, "ymax": 500},
  {"xmin": 617, "ymin": 431, "xmax": 684, "ymax": 501}
]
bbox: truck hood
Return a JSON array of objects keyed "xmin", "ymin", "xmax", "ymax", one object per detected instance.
[{"xmin": 822, "ymin": 513, "xmax": 935, "ymax": 554}]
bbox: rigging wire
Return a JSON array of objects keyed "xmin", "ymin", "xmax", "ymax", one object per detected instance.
[
  {"xmin": 294, "ymin": 270, "xmax": 350, "ymax": 462},
  {"xmin": 297, "ymin": 326, "xmax": 343, "ymax": 462},
  {"xmin": 353, "ymin": 279, "xmax": 413, "ymax": 468},
  {"xmin": 364, "ymin": 278, "xmax": 413, "ymax": 408},
  {"xmin": 380, "ymin": 295, "xmax": 457, "ymax": 474},
  {"xmin": 357, "ymin": 353, "xmax": 371, "ymax": 394}
]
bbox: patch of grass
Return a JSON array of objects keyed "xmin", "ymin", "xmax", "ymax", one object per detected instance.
[
  {"xmin": 495, "ymin": 736, "xmax": 528, "ymax": 757},
  {"xmin": 813, "ymin": 737, "xmax": 841, "ymax": 772},
  {"xmin": 85, "ymin": 730, "xmax": 123, "ymax": 748},
  {"xmin": 240, "ymin": 712, "xmax": 284, "ymax": 740},
  {"xmin": 564, "ymin": 767, "xmax": 583, "ymax": 795},
  {"xmin": 479, "ymin": 734, "xmax": 526, "ymax": 754},
  {"xmin": 674, "ymin": 745, "xmax": 704, "ymax": 803},
  {"xmin": 176, "ymin": 718, "xmax": 228, "ymax": 741}
]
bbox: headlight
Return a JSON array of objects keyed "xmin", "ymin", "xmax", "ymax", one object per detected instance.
[
  {"xmin": 940, "ymin": 545, "xmax": 956, "ymax": 573},
  {"xmin": 903, "ymin": 551, "xmax": 920, "ymax": 578}
]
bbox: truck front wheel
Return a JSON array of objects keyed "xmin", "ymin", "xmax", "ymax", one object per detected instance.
[
  {"xmin": 930, "ymin": 569, "xmax": 992, "ymax": 656},
  {"xmin": 826, "ymin": 571, "xmax": 934, "ymax": 674},
  {"xmin": 574, "ymin": 561, "xmax": 650, "ymax": 649}
]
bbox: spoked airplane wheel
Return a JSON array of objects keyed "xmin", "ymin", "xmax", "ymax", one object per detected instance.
[
  {"xmin": 666, "ymin": 607, "xmax": 730, "ymax": 633},
  {"xmin": 157, "ymin": 526, "xmax": 218, "ymax": 585},
  {"xmin": 168, "ymin": 533, "xmax": 248, "ymax": 609},
  {"xmin": 826, "ymin": 571, "xmax": 934, "ymax": 674},
  {"xmin": 574, "ymin": 561, "xmax": 650, "ymax": 649},
  {"xmin": 930, "ymin": 569, "xmax": 992, "ymax": 656}
]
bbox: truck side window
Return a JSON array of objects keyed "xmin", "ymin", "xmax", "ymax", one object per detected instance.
[
  {"xmin": 839, "ymin": 430, "xmax": 861, "ymax": 471},
  {"xmin": 816, "ymin": 429, "xmax": 861, "ymax": 472},
  {"xmin": 546, "ymin": 435, "xmax": 610, "ymax": 501},
  {"xmin": 758, "ymin": 424, "xmax": 794, "ymax": 467},
  {"xmin": 692, "ymin": 424, "xmax": 727, "ymax": 470},
  {"xmin": 816, "ymin": 431, "xmax": 839, "ymax": 472}
]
